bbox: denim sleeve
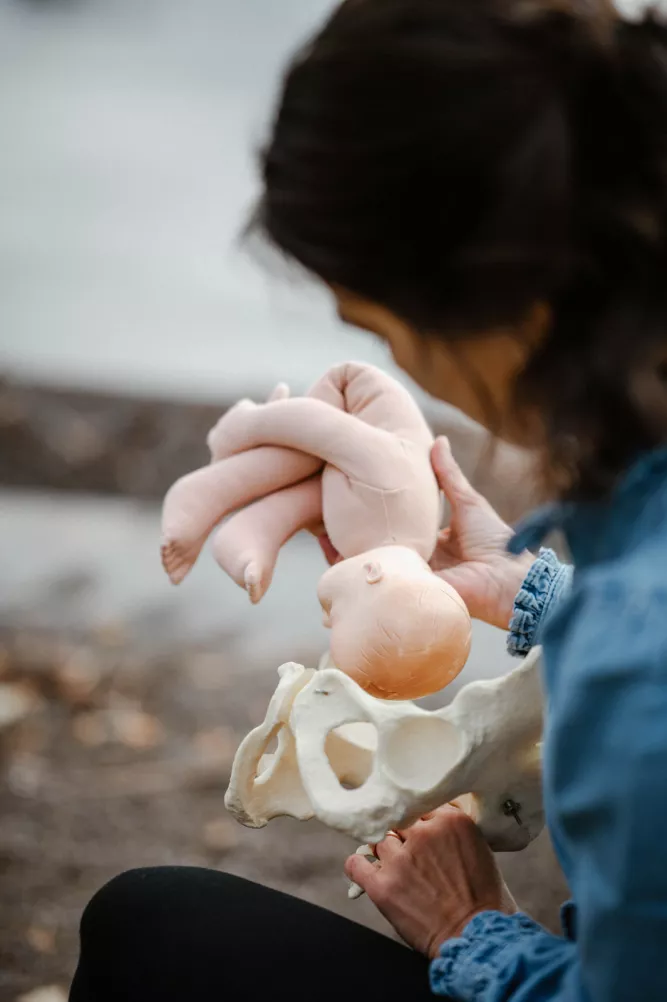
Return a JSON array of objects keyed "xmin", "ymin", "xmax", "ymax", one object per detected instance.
[
  {"xmin": 432, "ymin": 577, "xmax": 667, "ymax": 1001},
  {"xmin": 507, "ymin": 549, "xmax": 573, "ymax": 657},
  {"xmin": 430, "ymin": 911, "xmax": 577, "ymax": 1000}
]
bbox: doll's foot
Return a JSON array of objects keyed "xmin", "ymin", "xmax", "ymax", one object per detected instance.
[
  {"xmin": 160, "ymin": 534, "xmax": 206, "ymax": 584},
  {"xmin": 268, "ymin": 382, "xmax": 290, "ymax": 402},
  {"xmin": 211, "ymin": 524, "xmax": 274, "ymax": 602},
  {"xmin": 243, "ymin": 561, "xmax": 268, "ymax": 604}
]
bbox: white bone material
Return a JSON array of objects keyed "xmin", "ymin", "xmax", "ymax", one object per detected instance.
[{"xmin": 225, "ymin": 649, "xmax": 544, "ymax": 850}]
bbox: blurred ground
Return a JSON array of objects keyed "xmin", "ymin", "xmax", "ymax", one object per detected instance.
[
  {"xmin": 0, "ymin": 604, "xmax": 568, "ymax": 998},
  {"xmin": 0, "ymin": 550, "xmax": 569, "ymax": 994}
]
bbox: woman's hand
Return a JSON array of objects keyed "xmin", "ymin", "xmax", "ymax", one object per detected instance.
[
  {"xmin": 315, "ymin": 435, "xmax": 534, "ymax": 628},
  {"xmin": 429, "ymin": 438, "xmax": 534, "ymax": 630},
  {"xmin": 316, "ymin": 531, "xmax": 343, "ymax": 566},
  {"xmin": 345, "ymin": 806, "xmax": 517, "ymax": 959}
]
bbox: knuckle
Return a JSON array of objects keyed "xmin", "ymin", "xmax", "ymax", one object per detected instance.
[
  {"xmin": 409, "ymin": 826, "xmax": 432, "ymax": 849},
  {"xmin": 373, "ymin": 875, "xmax": 397, "ymax": 907},
  {"xmin": 446, "ymin": 809, "xmax": 480, "ymax": 840},
  {"xmin": 450, "ymin": 806, "xmax": 477, "ymax": 829},
  {"xmin": 371, "ymin": 883, "xmax": 389, "ymax": 907}
]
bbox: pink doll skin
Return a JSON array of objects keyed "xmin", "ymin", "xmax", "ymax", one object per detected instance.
[{"xmin": 161, "ymin": 363, "xmax": 471, "ymax": 700}]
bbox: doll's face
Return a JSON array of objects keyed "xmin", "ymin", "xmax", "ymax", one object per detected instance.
[
  {"xmin": 332, "ymin": 289, "xmax": 547, "ymax": 449},
  {"xmin": 317, "ymin": 548, "xmax": 471, "ymax": 700},
  {"xmin": 317, "ymin": 547, "xmax": 426, "ymax": 626},
  {"xmin": 318, "ymin": 551, "xmax": 385, "ymax": 629}
]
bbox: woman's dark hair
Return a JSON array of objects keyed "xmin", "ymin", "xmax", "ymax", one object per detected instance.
[{"xmin": 253, "ymin": 0, "xmax": 667, "ymax": 498}]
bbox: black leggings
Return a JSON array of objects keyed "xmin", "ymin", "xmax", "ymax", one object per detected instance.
[{"xmin": 69, "ymin": 867, "xmax": 435, "ymax": 1001}]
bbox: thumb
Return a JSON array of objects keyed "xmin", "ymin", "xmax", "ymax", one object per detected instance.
[
  {"xmin": 344, "ymin": 851, "xmax": 378, "ymax": 890},
  {"xmin": 431, "ymin": 437, "xmax": 478, "ymax": 506}
]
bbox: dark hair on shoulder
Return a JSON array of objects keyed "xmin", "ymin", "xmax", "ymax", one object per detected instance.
[{"xmin": 252, "ymin": 0, "xmax": 667, "ymax": 499}]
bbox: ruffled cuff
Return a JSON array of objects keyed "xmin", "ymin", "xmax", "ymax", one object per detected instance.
[
  {"xmin": 507, "ymin": 548, "xmax": 573, "ymax": 657},
  {"xmin": 430, "ymin": 911, "xmax": 546, "ymax": 1000}
]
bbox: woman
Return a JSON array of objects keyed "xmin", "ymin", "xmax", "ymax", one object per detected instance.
[{"xmin": 70, "ymin": 1, "xmax": 667, "ymax": 999}]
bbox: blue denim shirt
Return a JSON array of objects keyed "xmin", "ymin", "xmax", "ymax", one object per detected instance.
[{"xmin": 430, "ymin": 447, "xmax": 667, "ymax": 1001}]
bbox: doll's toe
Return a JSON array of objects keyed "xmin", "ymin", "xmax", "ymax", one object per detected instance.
[
  {"xmin": 268, "ymin": 382, "xmax": 290, "ymax": 402},
  {"xmin": 243, "ymin": 562, "xmax": 267, "ymax": 604},
  {"xmin": 160, "ymin": 536, "xmax": 200, "ymax": 584},
  {"xmin": 229, "ymin": 397, "xmax": 256, "ymax": 414}
]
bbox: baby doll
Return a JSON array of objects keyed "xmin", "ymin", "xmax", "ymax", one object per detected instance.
[{"xmin": 161, "ymin": 363, "xmax": 471, "ymax": 699}]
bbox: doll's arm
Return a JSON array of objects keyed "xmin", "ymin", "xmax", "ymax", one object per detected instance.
[
  {"xmin": 207, "ymin": 398, "xmax": 404, "ymax": 488},
  {"xmin": 161, "ymin": 446, "xmax": 320, "ymax": 584},
  {"xmin": 206, "ymin": 365, "xmax": 431, "ymax": 481},
  {"xmin": 212, "ymin": 476, "xmax": 322, "ymax": 603}
]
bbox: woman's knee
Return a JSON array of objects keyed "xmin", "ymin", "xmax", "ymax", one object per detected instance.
[
  {"xmin": 79, "ymin": 865, "xmax": 247, "ymax": 948},
  {"xmin": 79, "ymin": 868, "xmax": 164, "ymax": 946},
  {"xmin": 73, "ymin": 868, "xmax": 242, "ymax": 1000}
]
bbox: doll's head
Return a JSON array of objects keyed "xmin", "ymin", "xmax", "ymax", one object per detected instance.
[{"xmin": 317, "ymin": 546, "xmax": 471, "ymax": 700}]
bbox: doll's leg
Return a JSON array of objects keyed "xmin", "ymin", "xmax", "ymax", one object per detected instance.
[
  {"xmin": 205, "ymin": 397, "xmax": 403, "ymax": 488},
  {"xmin": 211, "ymin": 476, "xmax": 322, "ymax": 602},
  {"xmin": 161, "ymin": 446, "xmax": 320, "ymax": 584},
  {"xmin": 207, "ymin": 382, "xmax": 290, "ymax": 462},
  {"xmin": 308, "ymin": 362, "xmax": 433, "ymax": 449}
]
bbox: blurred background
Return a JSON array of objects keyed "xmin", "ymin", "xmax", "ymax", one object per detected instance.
[{"xmin": 0, "ymin": 0, "xmax": 571, "ymax": 998}]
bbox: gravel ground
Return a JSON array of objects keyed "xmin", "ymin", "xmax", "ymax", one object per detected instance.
[{"xmin": 0, "ymin": 620, "xmax": 568, "ymax": 1000}]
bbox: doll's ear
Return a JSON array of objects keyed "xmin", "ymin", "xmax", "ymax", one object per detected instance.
[
  {"xmin": 363, "ymin": 561, "xmax": 384, "ymax": 584},
  {"xmin": 268, "ymin": 382, "xmax": 290, "ymax": 402}
]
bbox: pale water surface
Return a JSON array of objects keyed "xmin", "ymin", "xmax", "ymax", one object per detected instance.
[{"xmin": 0, "ymin": 0, "xmax": 403, "ymax": 401}]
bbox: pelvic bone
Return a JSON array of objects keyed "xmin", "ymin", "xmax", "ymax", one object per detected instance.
[{"xmin": 225, "ymin": 648, "xmax": 544, "ymax": 849}]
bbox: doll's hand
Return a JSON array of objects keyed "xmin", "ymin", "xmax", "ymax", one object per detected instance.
[
  {"xmin": 430, "ymin": 438, "xmax": 534, "ymax": 630},
  {"xmin": 344, "ymin": 806, "xmax": 516, "ymax": 958}
]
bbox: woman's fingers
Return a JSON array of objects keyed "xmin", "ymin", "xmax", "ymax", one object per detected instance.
[
  {"xmin": 345, "ymin": 831, "xmax": 404, "ymax": 895},
  {"xmin": 431, "ymin": 437, "xmax": 478, "ymax": 506},
  {"xmin": 401, "ymin": 804, "xmax": 463, "ymax": 840},
  {"xmin": 347, "ymin": 802, "xmax": 509, "ymax": 956},
  {"xmin": 344, "ymin": 851, "xmax": 379, "ymax": 892},
  {"xmin": 317, "ymin": 533, "xmax": 343, "ymax": 566},
  {"xmin": 372, "ymin": 832, "xmax": 404, "ymax": 862}
]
